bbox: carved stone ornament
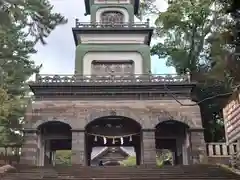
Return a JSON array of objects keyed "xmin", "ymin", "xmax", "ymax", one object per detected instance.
[
  {"xmin": 35, "ymin": 74, "xmax": 189, "ymax": 84},
  {"xmin": 109, "ymin": 110, "xmax": 117, "ymax": 116}
]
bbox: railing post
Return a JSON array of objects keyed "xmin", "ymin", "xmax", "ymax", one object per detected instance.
[
  {"xmin": 75, "ymin": 18, "xmax": 80, "ymax": 28},
  {"xmin": 35, "ymin": 73, "xmax": 40, "ymax": 82},
  {"xmin": 186, "ymin": 71, "xmax": 190, "ymax": 82},
  {"xmin": 146, "ymin": 18, "xmax": 150, "ymax": 28},
  {"xmin": 31, "ymin": 73, "xmax": 193, "ymax": 84}
]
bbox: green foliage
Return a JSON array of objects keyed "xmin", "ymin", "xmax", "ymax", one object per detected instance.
[
  {"xmin": 55, "ymin": 150, "xmax": 72, "ymax": 165},
  {"xmin": 195, "ymin": 84, "xmax": 229, "ymax": 142},
  {"xmin": 0, "ymin": 0, "xmax": 67, "ymax": 146},
  {"xmin": 145, "ymin": 0, "xmax": 237, "ymax": 142},
  {"xmin": 139, "ymin": 0, "xmax": 159, "ymax": 18},
  {"xmin": 156, "ymin": 149, "xmax": 173, "ymax": 166},
  {"xmin": 121, "ymin": 156, "xmax": 136, "ymax": 166},
  {"xmin": 0, "ymin": 0, "xmax": 67, "ymax": 44},
  {"xmin": 120, "ymin": 155, "xmax": 167, "ymax": 167},
  {"xmin": 152, "ymin": 0, "xmax": 227, "ymax": 75}
]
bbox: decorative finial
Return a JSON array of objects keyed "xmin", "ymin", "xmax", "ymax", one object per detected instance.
[
  {"xmin": 75, "ymin": 18, "xmax": 79, "ymax": 28},
  {"xmin": 146, "ymin": 18, "xmax": 150, "ymax": 27},
  {"xmin": 185, "ymin": 68, "xmax": 191, "ymax": 82}
]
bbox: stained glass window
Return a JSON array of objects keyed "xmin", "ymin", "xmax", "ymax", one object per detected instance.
[
  {"xmin": 101, "ymin": 11, "xmax": 124, "ymax": 24},
  {"xmin": 91, "ymin": 61, "xmax": 134, "ymax": 76}
]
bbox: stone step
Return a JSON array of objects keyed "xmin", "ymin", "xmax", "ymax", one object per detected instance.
[{"xmin": 2, "ymin": 165, "xmax": 240, "ymax": 180}]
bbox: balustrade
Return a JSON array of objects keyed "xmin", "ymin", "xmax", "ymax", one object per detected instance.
[
  {"xmin": 206, "ymin": 143, "xmax": 239, "ymax": 157},
  {"xmin": 74, "ymin": 19, "xmax": 150, "ymax": 29},
  {"xmin": 33, "ymin": 74, "xmax": 191, "ymax": 84}
]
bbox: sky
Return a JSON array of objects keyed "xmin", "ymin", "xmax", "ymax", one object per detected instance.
[{"xmin": 31, "ymin": 0, "xmax": 176, "ymax": 75}]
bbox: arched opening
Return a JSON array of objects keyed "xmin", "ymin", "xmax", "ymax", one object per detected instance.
[
  {"xmin": 104, "ymin": 161, "xmax": 121, "ymax": 166},
  {"xmin": 37, "ymin": 121, "xmax": 72, "ymax": 166},
  {"xmin": 155, "ymin": 120, "xmax": 190, "ymax": 166},
  {"xmin": 101, "ymin": 11, "xmax": 124, "ymax": 25},
  {"xmin": 85, "ymin": 116, "xmax": 141, "ymax": 166}
]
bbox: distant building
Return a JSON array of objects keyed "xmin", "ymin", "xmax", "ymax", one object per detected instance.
[{"xmin": 91, "ymin": 147, "xmax": 134, "ymax": 166}]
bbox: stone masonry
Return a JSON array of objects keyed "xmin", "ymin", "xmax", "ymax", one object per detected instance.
[{"xmin": 21, "ymin": 99, "xmax": 206, "ymax": 165}]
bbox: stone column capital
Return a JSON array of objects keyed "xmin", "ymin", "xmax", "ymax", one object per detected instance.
[
  {"xmin": 142, "ymin": 129, "xmax": 155, "ymax": 132},
  {"xmin": 71, "ymin": 129, "xmax": 85, "ymax": 132}
]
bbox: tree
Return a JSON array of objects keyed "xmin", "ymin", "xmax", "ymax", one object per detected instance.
[
  {"xmin": 148, "ymin": 0, "xmax": 233, "ymax": 142},
  {"xmin": 0, "ymin": 0, "xmax": 67, "ymax": 146},
  {"xmin": 55, "ymin": 150, "xmax": 72, "ymax": 165},
  {"xmin": 139, "ymin": 0, "xmax": 159, "ymax": 17},
  {"xmin": 121, "ymin": 156, "xmax": 136, "ymax": 166},
  {"xmin": 0, "ymin": 24, "xmax": 39, "ymax": 146},
  {"xmin": 0, "ymin": 0, "xmax": 67, "ymax": 44},
  {"xmin": 0, "ymin": 88, "xmax": 12, "ymax": 146},
  {"xmin": 152, "ymin": 0, "xmax": 227, "ymax": 76}
]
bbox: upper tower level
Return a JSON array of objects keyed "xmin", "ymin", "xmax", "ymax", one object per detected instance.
[
  {"xmin": 84, "ymin": 0, "xmax": 140, "ymax": 24},
  {"xmin": 72, "ymin": 0, "xmax": 151, "ymax": 47}
]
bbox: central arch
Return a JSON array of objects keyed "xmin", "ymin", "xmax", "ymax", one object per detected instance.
[
  {"xmin": 85, "ymin": 115, "xmax": 142, "ymax": 166},
  {"xmin": 86, "ymin": 109, "xmax": 143, "ymax": 127},
  {"xmin": 86, "ymin": 108, "xmax": 196, "ymax": 129}
]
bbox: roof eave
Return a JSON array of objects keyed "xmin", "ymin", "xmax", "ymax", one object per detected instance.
[{"xmin": 84, "ymin": 0, "xmax": 90, "ymax": 15}]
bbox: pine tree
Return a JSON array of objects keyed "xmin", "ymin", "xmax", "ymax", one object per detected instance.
[
  {"xmin": 0, "ymin": 0, "xmax": 67, "ymax": 146},
  {"xmin": 0, "ymin": 0, "xmax": 67, "ymax": 44}
]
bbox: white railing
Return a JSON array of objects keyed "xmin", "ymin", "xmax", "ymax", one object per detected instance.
[{"xmin": 206, "ymin": 143, "xmax": 239, "ymax": 157}]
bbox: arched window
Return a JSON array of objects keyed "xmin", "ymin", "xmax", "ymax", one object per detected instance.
[{"xmin": 101, "ymin": 11, "xmax": 124, "ymax": 24}]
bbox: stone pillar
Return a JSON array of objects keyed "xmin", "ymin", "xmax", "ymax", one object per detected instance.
[
  {"xmin": 189, "ymin": 128, "xmax": 206, "ymax": 164},
  {"xmin": 71, "ymin": 130, "xmax": 85, "ymax": 165},
  {"xmin": 135, "ymin": 145, "xmax": 141, "ymax": 165},
  {"xmin": 142, "ymin": 129, "xmax": 156, "ymax": 166},
  {"xmin": 44, "ymin": 140, "xmax": 51, "ymax": 165},
  {"xmin": 20, "ymin": 129, "xmax": 39, "ymax": 165},
  {"xmin": 52, "ymin": 151, "xmax": 56, "ymax": 166}
]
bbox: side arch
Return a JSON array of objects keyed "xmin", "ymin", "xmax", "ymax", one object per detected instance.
[
  {"xmin": 32, "ymin": 117, "xmax": 74, "ymax": 129},
  {"xmin": 85, "ymin": 108, "xmax": 144, "ymax": 127},
  {"xmin": 150, "ymin": 109, "xmax": 196, "ymax": 128}
]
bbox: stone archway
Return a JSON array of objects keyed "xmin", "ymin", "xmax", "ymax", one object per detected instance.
[
  {"xmin": 150, "ymin": 110, "xmax": 196, "ymax": 129},
  {"xmin": 32, "ymin": 118, "xmax": 74, "ymax": 130},
  {"xmin": 85, "ymin": 113, "xmax": 142, "ymax": 166},
  {"xmin": 85, "ymin": 108, "xmax": 196, "ymax": 130},
  {"xmin": 86, "ymin": 108, "xmax": 144, "ymax": 128}
]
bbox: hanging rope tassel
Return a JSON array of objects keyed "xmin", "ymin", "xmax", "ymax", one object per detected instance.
[
  {"xmin": 120, "ymin": 137, "xmax": 124, "ymax": 145},
  {"xmin": 103, "ymin": 137, "xmax": 107, "ymax": 144},
  {"xmin": 94, "ymin": 136, "xmax": 97, "ymax": 142},
  {"xmin": 129, "ymin": 135, "xmax": 132, "ymax": 142}
]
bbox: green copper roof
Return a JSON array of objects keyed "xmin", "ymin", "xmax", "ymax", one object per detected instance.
[{"xmin": 84, "ymin": 0, "xmax": 140, "ymax": 15}]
